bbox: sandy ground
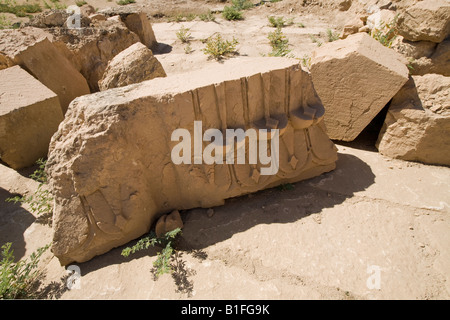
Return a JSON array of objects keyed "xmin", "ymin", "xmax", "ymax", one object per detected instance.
[
  {"xmin": 2, "ymin": 142, "xmax": 449, "ymax": 300},
  {"xmin": 1, "ymin": 0, "xmax": 449, "ymax": 300}
]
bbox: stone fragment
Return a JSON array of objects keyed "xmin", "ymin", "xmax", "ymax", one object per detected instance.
[
  {"xmin": 49, "ymin": 17, "xmax": 140, "ymax": 91},
  {"xmin": 124, "ymin": 13, "xmax": 157, "ymax": 49},
  {"xmin": 397, "ymin": 0, "xmax": 450, "ymax": 43},
  {"xmin": 0, "ymin": 27, "xmax": 91, "ymax": 114},
  {"xmin": 310, "ymin": 33, "xmax": 409, "ymax": 141},
  {"xmin": 377, "ymin": 74, "xmax": 450, "ymax": 166},
  {"xmin": 407, "ymin": 39, "xmax": 450, "ymax": 76},
  {"xmin": 340, "ymin": 17, "xmax": 364, "ymax": 39},
  {"xmin": 46, "ymin": 57, "xmax": 338, "ymax": 265},
  {"xmin": 338, "ymin": 0, "xmax": 352, "ymax": 11},
  {"xmin": 98, "ymin": 42, "xmax": 166, "ymax": 90},
  {"xmin": 155, "ymin": 210, "xmax": 183, "ymax": 238},
  {"xmin": 0, "ymin": 66, "xmax": 63, "ymax": 169}
]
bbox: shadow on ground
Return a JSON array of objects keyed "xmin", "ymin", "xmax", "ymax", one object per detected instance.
[
  {"xmin": 0, "ymin": 188, "xmax": 35, "ymax": 261},
  {"xmin": 76, "ymin": 152, "xmax": 375, "ymax": 277}
]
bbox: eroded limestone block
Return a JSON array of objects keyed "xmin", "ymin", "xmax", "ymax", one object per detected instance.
[
  {"xmin": 377, "ymin": 74, "xmax": 450, "ymax": 166},
  {"xmin": 397, "ymin": 0, "xmax": 450, "ymax": 43},
  {"xmin": 124, "ymin": 13, "xmax": 157, "ymax": 49},
  {"xmin": 98, "ymin": 42, "xmax": 166, "ymax": 91},
  {"xmin": 0, "ymin": 66, "xmax": 63, "ymax": 169},
  {"xmin": 0, "ymin": 27, "xmax": 91, "ymax": 114},
  {"xmin": 47, "ymin": 57, "xmax": 338, "ymax": 265},
  {"xmin": 310, "ymin": 33, "xmax": 409, "ymax": 141},
  {"xmin": 49, "ymin": 17, "xmax": 140, "ymax": 92}
]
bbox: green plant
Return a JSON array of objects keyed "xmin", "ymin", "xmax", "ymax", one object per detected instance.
[
  {"xmin": 0, "ymin": 0, "xmax": 42, "ymax": 17},
  {"xmin": 310, "ymin": 34, "xmax": 322, "ymax": 47},
  {"xmin": 116, "ymin": 0, "xmax": 135, "ymax": 5},
  {"xmin": 0, "ymin": 242, "xmax": 50, "ymax": 299},
  {"xmin": 75, "ymin": 0, "xmax": 87, "ymax": 6},
  {"xmin": 297, "ymin": 22, "xmax": 305, "ymax": 28},
  {"xmin": 231, "ymin": 0, "xmax": 253, "ymax": 10},
  {"xmin": 301, "ymin": 54, "xmax": 311, "ymax": 69},
  {"xmin": 326, "ymin": 28, "xmax": 340, "ymax": 42},
  {"xmin": 121, "ymin": 228, "xmax": 182, "ymax": 278},
  {"xmin": 0, "ymin": 13, "xmax": 11, "ymax": 29},
  {"xmin": 268, "ymin": 27, "xmax": 292, "ymax": 57},
  {"xmin": 176, "ymin": 25, "xmax": 191, "ymax": 43},
  {"xmin": 222, "ymin": 5, "xmax": 243, "ymax": 21},
  {"xmin": 370, "ymin": 15, "xmax": 398, "ymax": 48},
  {"xmin": 268, "ymin": 16, "xmax": 284, "ymax": 28},
  {"xmin": 199, "ymin": 10, "xmax": 215, "ymax": 22},
  {"xmin": 184, "ymin": 43, "xmax": 193, "ymax": 54},
  {"xmin": 202, "ymin": 34, "xmax": 239, "ymax": 60},
  {"xmin": 6, "ymin": 159, "xmax": 53, "ymax": 219}
]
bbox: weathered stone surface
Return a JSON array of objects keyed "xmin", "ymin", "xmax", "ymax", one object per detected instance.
[
  {"xmin": 0, "ymin": 27, "xmax": 91, "ymax": 114},
  {"xmin": 340, "ymin": 17, "xmax": 364, "ymax": 39},
  {"xmin": 377, "ymin": 74, "xmax": 450, "ymax": 166},
  {"xmin": 46, "ymin": 57, "xmax": 338, "ymax": 265},
  {"xmin": 366, "ymin": 9, "xmax": 396, "ymax": 31},
  {"xmin": 392, "ymin": 36, "xmax": 438, "ymax": 60},
  {"xmin": 49, "ymin": 17, "xmax": 140, "ymax": 91},
  {"xmin": 155, "ymin": 210, "xmax": 183, "ymax": 238},
  {"xmin": 397, "ymin": 0, "xmax": 450, "ymax": 43},
  {"xmin": 310, "ymin": 32, "xmax": 409, "ymax": 141},
  {"xmin": 408, "ymin": 39, "xmax": 450, "ymax": 76},
  {"xmin": 0, "ymin": 66, "xmax": 63, "ymax": 169},
  {"xmin": 124, "ymin": 13, "xmax": 157, "ymax": 49},
  {"xmin": 98, "ymin": 42, "xmax": 166, "ymax": 91}
]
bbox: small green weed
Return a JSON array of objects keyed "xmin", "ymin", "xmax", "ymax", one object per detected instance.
[
  {"xmin": 116, "ymin": 0, "xmax": 135, "ymax": 5},
  {"xmin": 370, "ymin": 15, "xmax": 398, "ymax": 48},
  {"xmin": 176, "ymin": 25, "xmax": 191, "ymax": 43},
  {"xmin": 268, "ymin": 27, "xmax": 292, "ymax": 57},
  {"xmin": 0, "ymin": 0, "xmax": 42, "ymax": 17},
  {"xmin": 222, "ymin": 5, "xmax": 243, "ymax": 21},
  {"xmin": 199, "ymin": 10, "xmax": 215, "ymax": 22},
  {"xmin": 326, "ymin": 28, "xmax": 340, "ymax": 42},
  {"xmin": 0, "ymin": 242, "xmax": 50, "ymax": 299},
  {"xmin": 268, "ymin": 15, "xmax": 293, "ymax": 28},
  {"xmin": 202, "ymin": 34, "xmax": 239, "ymax": 60},
  {"xmin": 121, "ymin": 228, "xmax": 182, "ymax": 278}
]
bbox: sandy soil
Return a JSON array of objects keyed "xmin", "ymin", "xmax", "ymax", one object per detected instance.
[{"xmin": 1, "ymin": 0, "xmax": 449, "ymax": 300}]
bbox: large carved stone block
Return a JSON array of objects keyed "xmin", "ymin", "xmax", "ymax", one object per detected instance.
[
  {"xmin": 47, "ymin": 57, "xmax": 338, "ymax": 265},
  {"xmin": 0, "ymin": 66, "xmax": 63, "ymax": 169}
]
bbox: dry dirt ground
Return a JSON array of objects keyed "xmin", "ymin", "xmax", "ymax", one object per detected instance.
[{"xmin": 1, "ymin": 0, "xmax": 449, "ymax": 300}]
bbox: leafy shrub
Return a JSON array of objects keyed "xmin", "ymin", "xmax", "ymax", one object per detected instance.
[
  {"xmin": 231, "ymin": 0, "xmax": 253, "ymax": 10},
  {"xmin": 0, "ymin": 0, "xmax": 42, "ymax": 17},
  {"xmin": 0, "ymin": 242, "xmax": 50, "ymax": 299},
  {"xmin": 370, "ymin": 15, "xmax": 398, "ymax": 48},
  {"xmin": 326, "ymin": 28, "xmax": 340, "ymax": 42},
  {"xmin": 222, "ymin": 5, "xmax": 243, "ymax": 21},
  {"xmin": 199, "ymin": 10, "xmax": 215, "ymax": 22},
  {"xmin": 116, "ymin": 0, "xmax": 135, "ymax": 5},
  {"xmin": 121, "ymin": 228, "xmax": 182, "ymax": 278},
  {"xmin": 176, "ymin": 25, "xmax": 191, "ymax": 43},
  {"xmin": 268, "ymin": 27, "xmax": 292, "ymax": 57},
  {"xmin": 202, "ymin": 34, "xmax": 239, "ymax": 60}
]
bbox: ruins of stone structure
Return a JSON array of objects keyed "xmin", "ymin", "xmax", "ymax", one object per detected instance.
[
  {"xmin": 377, "ymin": 73, "xmax": 450, "ymax": 166},
  {"xmin": 0, "ymin": 27, "xmax": 91, "ymax": 114},
  {"xmin": 0, "ymin": 66, "xmax": 63, "ymax": 169},
  {"xmin": 98, "ymin": 42, "xmax": 166, "ymax": 90},
  {"xmin": 46, "ymin": 57, "xmax": 338, "ymax": 265},
  {"xmin": 310, "ymin": 33, "xmax": 409, "ymax": 141}
]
